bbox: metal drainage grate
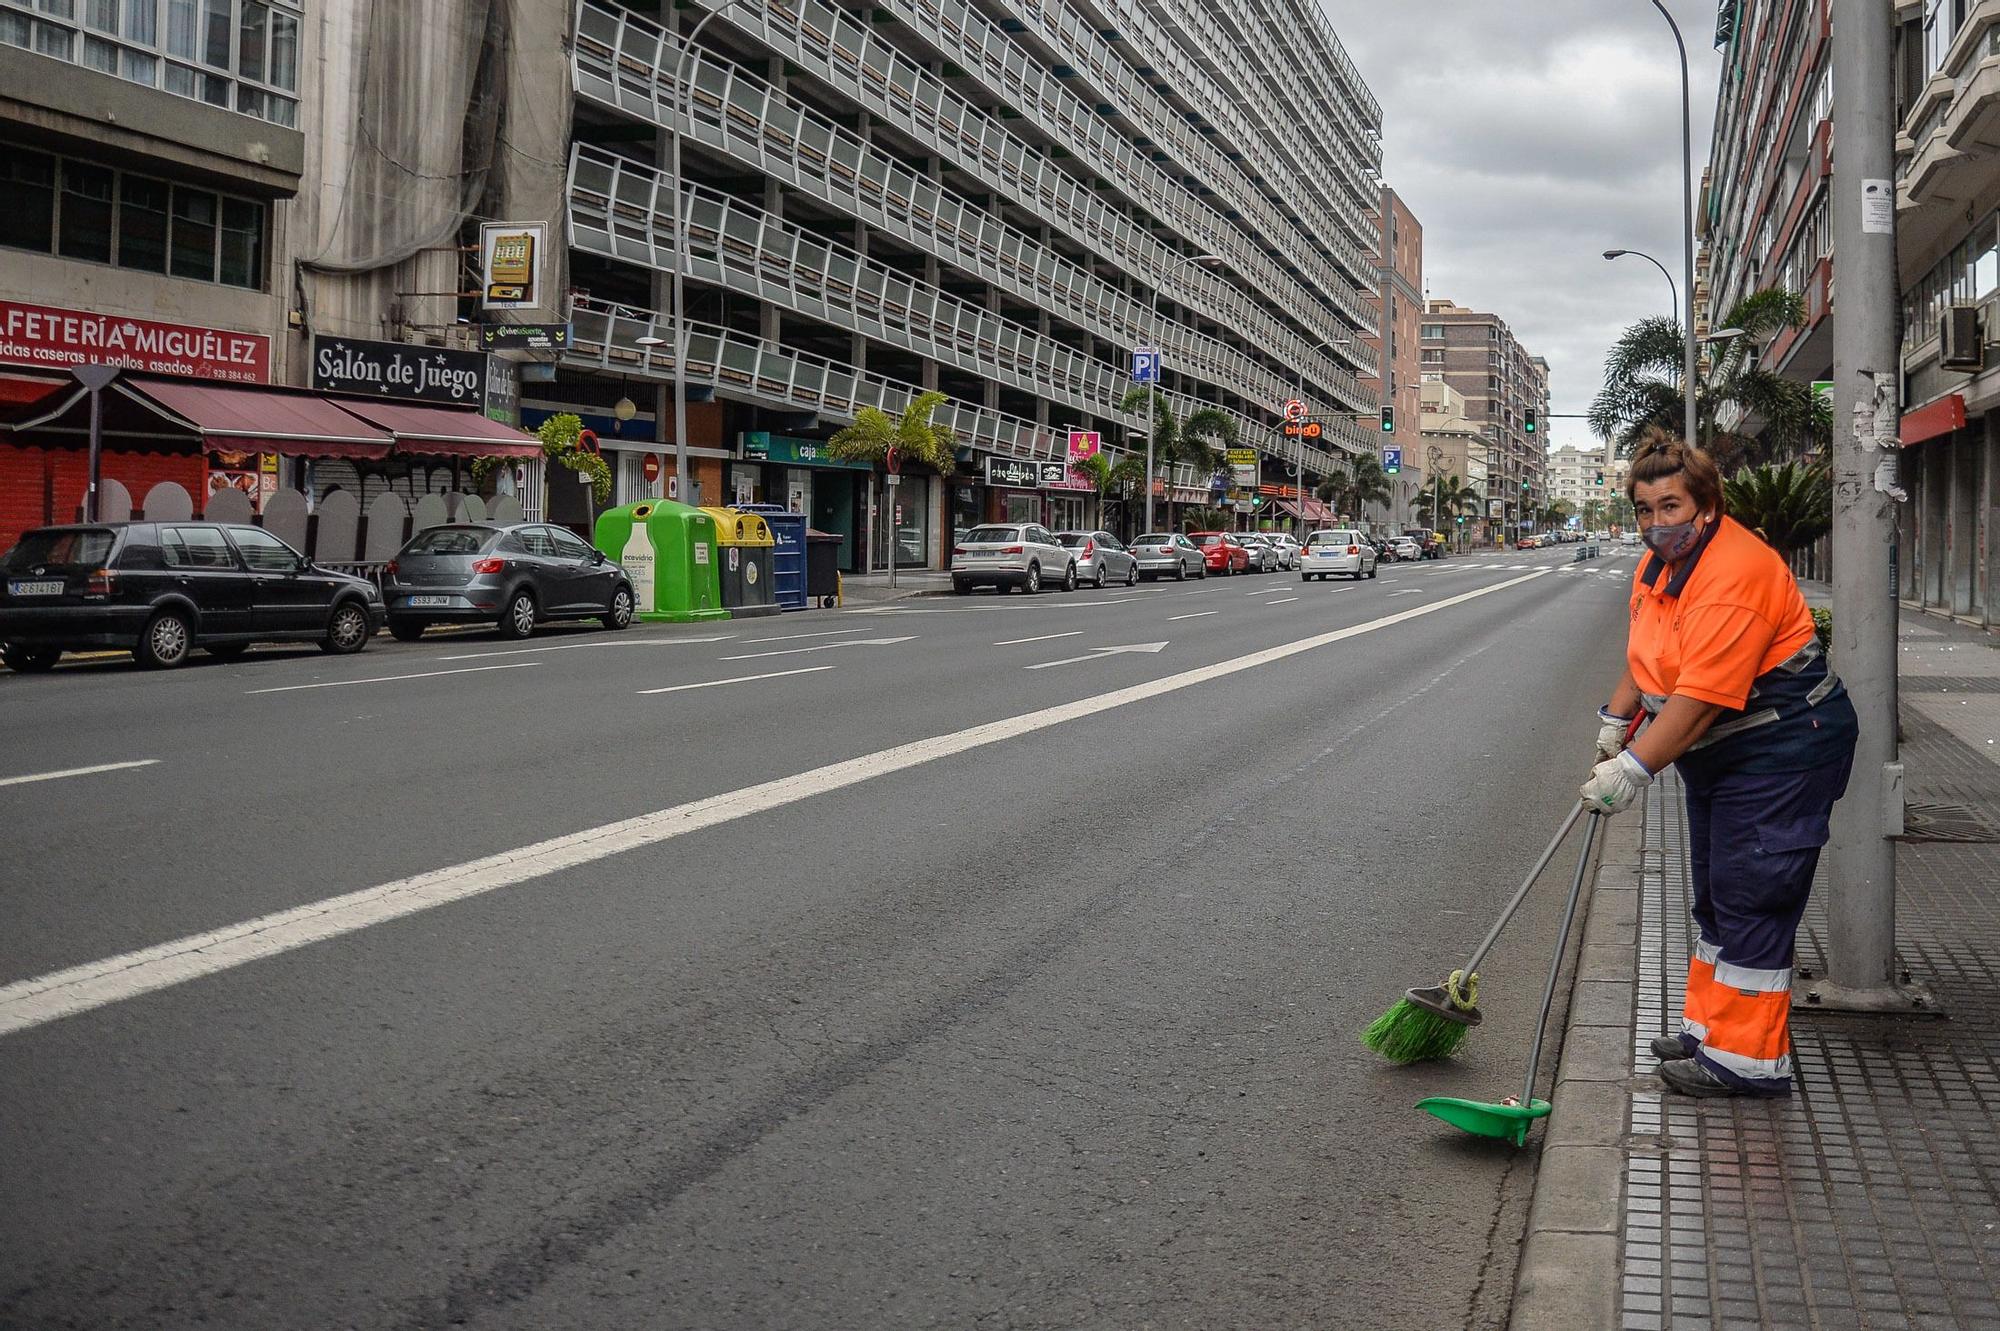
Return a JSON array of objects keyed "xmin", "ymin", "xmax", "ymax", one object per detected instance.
[{"xmin": 1897, "ymin": 802, "xmax": 2000, "ymax": 843}]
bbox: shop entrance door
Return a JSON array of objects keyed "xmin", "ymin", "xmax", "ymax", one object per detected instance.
[{"xmin": 812, "ymin": 471, "xmax": 859, "ymax": 572}]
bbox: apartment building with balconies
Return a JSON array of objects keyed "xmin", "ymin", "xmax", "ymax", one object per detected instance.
[
  {"xmin": 1703, "ymin": 0, "xmax": 1998, "ymax": 626},
  {"xmin": 1420, "ymin": 300, "xmax": 1548, "ymax": 542},
  {"xmin": 558, "ymin": 0, "xmax": 1386, "ymax": 570}
]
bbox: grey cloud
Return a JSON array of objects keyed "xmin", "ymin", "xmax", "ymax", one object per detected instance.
[{"xmin": 1317, "ymin": 0, "xmax": 1721, "ymax": 451}]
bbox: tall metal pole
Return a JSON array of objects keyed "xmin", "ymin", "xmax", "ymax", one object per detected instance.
[
  {"xmin": 1648, "ymin": 2, "xmax": 1699, "ymax": 450},
  {"xmin": 1821, "ymin": 0, "xmax": 1907, "ymax": 1008},
  {"xmin": 73, "ymin": 364, "xmax": 118, "ymax": 522},
  {"xmin": 1604, "ymin": 248, "xmax": 1679, "ymax": 322},
  {"xmin": 669, "ymin": 0, "xmax": 757, "ymax": 508}
]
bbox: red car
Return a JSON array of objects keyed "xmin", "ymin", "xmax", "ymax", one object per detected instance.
[{"xmin": 1188, "ymin": 531, "xmax": 1251, "ymax": 575}]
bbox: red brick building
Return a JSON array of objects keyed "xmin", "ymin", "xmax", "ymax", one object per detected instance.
[{"xmin": 1361, "ymin": 186, "xmax": 1424, "ymax": 528}]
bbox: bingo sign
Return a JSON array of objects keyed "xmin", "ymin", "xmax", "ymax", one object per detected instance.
[
  {"xmin": 1067, "ymin": 429, "xmax": 1100, "ymax": 461},
  {"xmin": 0, "ymin": 299, "xmax": 270, "ymax": 382}
]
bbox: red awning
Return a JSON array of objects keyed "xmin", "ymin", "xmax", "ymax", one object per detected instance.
[
  {"xmin": 336, "ymin": 400, "xmax": 542, "ymax": 458},
  {"xmin": 1275, "ymin": 498, "xmax": 1332, "ymax": 522},
  {"xmin": 1900, "ymin": 393, "xmax": 1966, "ymax": 446},
  {"xmin": 123, "ymin": 379, "xmax": 393, "ymax": 460}
]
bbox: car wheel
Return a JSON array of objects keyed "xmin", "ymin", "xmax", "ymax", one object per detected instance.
[
  {"xmin": 205, "ymin": 641, "xmax": 249, "ymax": 660},
  {"xmin": 499, "ymin": 589, "xmax": 537, "ymax": 639},
  {"xmin": 136, "ymin": 609, "xmax": 193, "ymax": 669},
  {"xmin": 604, "ymin": 584, "xmax": 635, "ymax": 630},
  {"xmin": 1197, "ymin": 563, "xmax": 1207, "ymax": 579},
  {"xmin": 388, "ymin": 618, "xmax": 427, "ymax": 642},
  {"xmin": 1368, "ymin": 564, "xmax": 1379, "ymax": 579},
  {"xmin": 953, "ymin": 580, "xmax": 972, "ymax": 595},
  {"xmin": 1093, "ymin": 566, "xmax": 1105, "ymax": 588},
  {"xmin": 1062, "ymin": 563, "xmax": 1079, "ymax": 593},
  {"xmin": 320, "ymin": 600, "xmax": 372, "ymax": 655},
  {"xmin": 1023, "ymin": 563, "xmax": 1041, "ymax": 595},
  {"xmin": 1, "ymin": 644, "xmax": 61, "ymax": 673}
]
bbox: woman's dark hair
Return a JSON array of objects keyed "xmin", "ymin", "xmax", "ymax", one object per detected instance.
[{"xmin": 1625, "ymin": 426, "xmax": 1723, "ymax": 513}]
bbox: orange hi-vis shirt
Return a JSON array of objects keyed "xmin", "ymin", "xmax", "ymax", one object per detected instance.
[{"xmin": 1627, "ymin": 515, "xmax": 1816, "ymax": 712}]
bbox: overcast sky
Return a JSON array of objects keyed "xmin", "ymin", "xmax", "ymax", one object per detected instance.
[{"xmin": 1317, "ymin": 0, "xmax": 1723, "ymax": 455}]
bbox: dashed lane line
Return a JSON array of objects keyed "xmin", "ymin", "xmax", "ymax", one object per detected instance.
[
  {"xmin": 0, "ymin": 759, "xmax": 160, "ymax": 789},
  {"xmin": 637, "ymin": 666, "xmax": 835, "ymax": 696},
  {"xmin": 246, "ymin": 662, "xmax": 540, "ymax": 694}
]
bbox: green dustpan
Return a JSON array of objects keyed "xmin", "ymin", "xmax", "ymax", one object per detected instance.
[
  {"xmin": 1417, "ymin": 1096, "xmax": 1551, "ymax": 1146},
  {"xmin": 1418, "ymin": 815, "xmax": 1599, "ymax": 1149}
]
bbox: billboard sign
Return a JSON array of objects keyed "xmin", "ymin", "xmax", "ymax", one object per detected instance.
[
  {"xmin": 0, "ymin": 299, "xmax": 269, "ymax": 382},
  {"xmin": 480, "ymin": 221, "xmax": 548, "ymax": 310}
]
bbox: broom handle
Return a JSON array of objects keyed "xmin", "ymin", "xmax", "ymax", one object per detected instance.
[
  {"xmin": 1457, "ymin": 801, "xmax": 1585, "ymax": 978},
  {"xmin": 1521, "ymin": 813, "xmax": 1600, "ymax": 1107}
]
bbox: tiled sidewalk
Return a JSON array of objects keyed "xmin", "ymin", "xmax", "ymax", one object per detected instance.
[{"xmin": 1614, "ymin": 612, "xmax": 2000, "ymax": 1330}]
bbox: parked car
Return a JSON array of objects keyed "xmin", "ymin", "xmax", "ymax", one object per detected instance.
[
  {"xmin": 1236, "ymin": 532, "xmax": 1279, "ymax": 573},
  {"xmin": 1402, "ymin": 528, "xmax": 1442, "ymax": 559},
  {"xmin": 1054, "ymin": 530, "xmax": 1138, "ymax": 588},
  {"xmin": 1518, "ymin": 533, "xmax": 1542, "ymax": 550},
  {"xmin": 383, "ymin": 523, "xmax": 634, "ymax": 641},
  {"xmin": 0, "ymin": 521, "xmax": 384, "ymax": 671},
  {"xmin": 1266, "ymin": 533, "xmax": 1302, "ymax": 570},
  {"xmin": 951, "ymin": 523, "xmax": 1077, "ymax": 594},
  {"xmin": 1389, "ymin": 536, "xmax": 1422, "ymax": 562},
  {"xmin": 1188, "ymin": 531, "xmax": 1251, "ymax": 576},
  {"xmin": 1129, "ymin": 532, "xmax": 1206, "ymax": 582},
  {"xmin": 1301, "ymin": 528, "xmax": 1379, "ymax": 581}
]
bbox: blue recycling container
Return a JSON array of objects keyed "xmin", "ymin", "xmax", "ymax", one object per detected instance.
[{"xmin": 733, "ymin": 502, "xmax": 808, "ymax": 611}]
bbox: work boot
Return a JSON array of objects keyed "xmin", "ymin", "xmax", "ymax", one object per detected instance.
[
  {"xmin": 1657, "ymin": 1057, "xmax": 1780, "ymax": 1098},
  {"xmin": 1649, "ymin": 1035, "xmax": 1692, "ymax": 1060}
]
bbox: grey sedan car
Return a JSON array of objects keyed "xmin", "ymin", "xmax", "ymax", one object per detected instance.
[
  {"xmin": 383, "ymin": 523, "xmax": 635, "ymax": 641},
  {"xmin": 1128, "ymin": 532, "xmax": 1207, "ymax": 581},
  {"xmin": 1237, "ymin": 532, "xmax": 1280, "ymax": 573},
  {"xmin": 1055, "ymin": 530, "xmax": 1138, "ymax": 587}
]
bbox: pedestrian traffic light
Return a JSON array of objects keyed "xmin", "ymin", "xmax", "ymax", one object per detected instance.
[
  {"xmin": 1524, "ymin": 408, "xmax": 1538, "ymax": 434},
  {"xmin": 1380, "ymin": 404, "xmax": 1394, "ymax": 433}
]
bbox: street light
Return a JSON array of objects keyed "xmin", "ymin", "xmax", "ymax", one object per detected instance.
[
  {"xmin": 666, "ymin": 0, "xmax": 765, "ymax": 506},
  {"xmin": 1602, "ymin": 248, "xmax": 1679, "ymax": 321},
  {"xmin": 1646, "ymin": 0, "xmax": 1700, "ymax": 464},
  {"xmin": 1140, "ymin": 253, "xmax": 1223, "ymax": 532}
]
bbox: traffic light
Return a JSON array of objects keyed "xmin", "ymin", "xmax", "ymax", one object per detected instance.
[
  {"xmin": 1380, "ymin": 404, "xmax": 1394, "ymax": 433},
  {"xmin": 1456, "ymin": 514, "xmax": 1466, "ymax": 525},
  {"xmin": 1524, "ymin": 408, "xmax": 1538, "ymax": 434},
  {"xmin": 1521, "ymin": 478, "xmax": 1530, "ymax": 490},
  {"xmin": 1253, "ymin": 494, "xmax": 1265, "ymax": 508}
]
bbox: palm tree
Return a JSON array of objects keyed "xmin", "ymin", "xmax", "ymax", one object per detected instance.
[
  {"xmin": 1318, "ymin": 451, "xmax": 1393, "ymax": 520},
  {"xmin": 1068, "ymin": 451, "xmax": 1149, "ymax": 531},
  {"xmin": 1724, "ymin": 461, "xmax": 1831, "ymax": 555},
  {"xmin": 1417, "ymin": 472, "xmax": 1480, "ymax": 532},
  {"xmin": 827, "ymin": 391, "xmax": 957, "ymax": 573},
  {"xmin": 1588, "ymin": 287, "xmax": 1831, "ymax": 471},
  {"xmin": 1119, "ymin": 386, "xmax": 1240, "ymax": 531}
]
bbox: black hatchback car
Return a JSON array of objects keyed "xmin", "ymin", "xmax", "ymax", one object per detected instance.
[{"xmin": 0, "ymin": 522, "xmax": 385, "ymax": 671}]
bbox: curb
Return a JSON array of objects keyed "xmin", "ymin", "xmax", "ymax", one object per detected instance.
[{"xmin": 1508, "ymin": 809, "xmax": 1644, "ymax": 1331}]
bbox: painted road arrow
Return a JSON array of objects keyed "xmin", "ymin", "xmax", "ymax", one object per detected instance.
[
  {"xmin": 1022, "ymin": 641, "xmax": 1168, "ymax": 670},
  {"xmin": 720, "ymin": 635, "xmax": 917, "ymax": 661}
]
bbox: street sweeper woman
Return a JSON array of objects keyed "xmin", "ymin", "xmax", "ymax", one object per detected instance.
[{"xmin": 1581, "ymin": 428, "xmax": 1858, "ymax": 1097}]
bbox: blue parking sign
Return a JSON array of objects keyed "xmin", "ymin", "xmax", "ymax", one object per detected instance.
[
  {"xmin": 1383, "ymin": 446, "xmax": 1402, "ymax": 474},
  {"xmin": 1131, "ymin": 347, "xmax": 1161, "ymax": 383}
]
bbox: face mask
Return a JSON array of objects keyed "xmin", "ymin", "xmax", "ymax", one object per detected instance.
[{"xmin": 1643, "ymin": 517, "xmax": 1703, "ymax": 560}]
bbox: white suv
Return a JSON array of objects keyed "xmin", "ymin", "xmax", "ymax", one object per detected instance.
[
  {"xmin": 951, "ymin": 523, "xmax": 1078, "ymax": 594},
  {"xmin": 1302, "ymin": 528, "xmax": 1379, "ymax": 581}
]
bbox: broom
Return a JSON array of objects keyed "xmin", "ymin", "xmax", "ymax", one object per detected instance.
[{"xmin": 1363, "ymin": 802, "xmax": 1586, "ymax": 1063}]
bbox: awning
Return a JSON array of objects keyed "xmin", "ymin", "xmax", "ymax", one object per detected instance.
[
  {"xmin": 337, "ymin": 400, "xmax": 543, "ymax": 458},
  {"xmin": 121, "ymin": 379, "xmax": 392, "ymax": 460},
  {"xmin": 1273, "ymin": 498, "xmax": 1333, "ymax": 522}
]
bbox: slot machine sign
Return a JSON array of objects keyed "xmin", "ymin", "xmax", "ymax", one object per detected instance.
[{"xmin": 480, "ymin": 222, "xmax": 547, "ymax": 310}]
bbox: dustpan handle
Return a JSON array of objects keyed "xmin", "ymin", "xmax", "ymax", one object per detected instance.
[
  {"xmin": 1521, "ymin": 813, "xmax": 1601, "ymax": 1108},
  {"xmin": 1457, "ymin": 801, "xmax": 1585, "ymax": 979}
]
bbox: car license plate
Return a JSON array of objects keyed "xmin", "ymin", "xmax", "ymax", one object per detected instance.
[
  {"xmin": 406, "ymin": 595, "xmax": 451, "ymax": 607},
  {"xmin": 8, "ymin": 579, "xmax": 63, "ymax": 596}
]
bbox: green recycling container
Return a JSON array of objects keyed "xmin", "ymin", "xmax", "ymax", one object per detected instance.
[
  {"xmin": 700, "ymin": 506, "xmax": 781, "ymax": 618},
  {"xmin": 593, "ymin": 500, "xmax": 728, "ymax": 622}
]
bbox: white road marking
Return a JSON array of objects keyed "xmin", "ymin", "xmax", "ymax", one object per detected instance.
[
  {"xmin": 637, "ymin": 665, "xmax": 834, "ymax": 695},
  {"xmin": 1178, "ymin": 589, "xmax": 1210, "ymax": 595},
  {"xmin": 738, "ymin": 627, "xmax": 873, "ymax": 644},
  {"xmin": 0, "ymin": 759, "xmax": 159, "ymax": 789},
  {"xmin": 993, "ymin": 630, "xmax": 1083, "ymax": 646},
  {"xmin": 719, "ymin": 635, "xmax": 917, "ymax": 661},
  {"xmin": 1243, "ymin": 587, "xmax": 1280, "ymax": 596},
  {"xmin": 1023, "ymin": 641, "xmax": 1169, "ymax": 670},
  {"xmin": 436, "ymin": 637, "xmax": 733, "ymax": 661},
  {"xmin": 1387, "ymin": 589, "xmax": 1423, "ymax": 597},
  {"xmin": 1168, "ymin": 611, "xmax": 1217, "ymax": 621},
  {"xmin": 1267, "ymin": 596, "xmax": 1300, "ymax": 605},
  {"xmin": 246, "ymin": 663, "xmax": 539, "ymax": 694},
  {"xmin": 0, "ymin": 568, "xmax": 1549, "ymax": 1039}
]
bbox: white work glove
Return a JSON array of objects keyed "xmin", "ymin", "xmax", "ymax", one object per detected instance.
[
  {"xmin": 1581, "ymin": 750, "xmax": 1652, "ymax": 816},
  {"xmin": 1595, "ymin": 707, "xmax": 1634, "ymax": 761}
]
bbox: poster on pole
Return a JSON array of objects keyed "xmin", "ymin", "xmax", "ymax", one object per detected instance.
[{"xmin": 480, "ymin": 222, "xmax": 548, "ymax": 310}]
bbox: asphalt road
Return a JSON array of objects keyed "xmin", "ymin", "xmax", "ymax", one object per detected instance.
[{"xmin": 0, "ymin": 545, "xmax": 1639, "ymax": 1330}]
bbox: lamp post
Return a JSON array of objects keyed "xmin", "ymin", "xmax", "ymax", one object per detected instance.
[
  {"xmin": 1602, "ymin": 248, "xmax": 1679, "ymax": 321},
  {"xmin": 1645, "ymin": 0, "xmax": 1699, "ymax": 457},
  {"xmin": 1140, "ymin": 253, "xmax": 1223, "ymax": 532},
  {"xmin": 666, "ymin": 0, "xmax": 764, "ymax": 505},
  {"xmin": 1426, "ymin": 443, "xmax": 1445, "ymax": 543},
  {"xmin": 1294, "ymin": 337, "xmax": 1352, "ymax": 540}
]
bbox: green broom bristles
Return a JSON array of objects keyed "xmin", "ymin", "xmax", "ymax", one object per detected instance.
[{"xmin": 1362, "ymin": 998, "xmax": 1472, "ymax": 1063}]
